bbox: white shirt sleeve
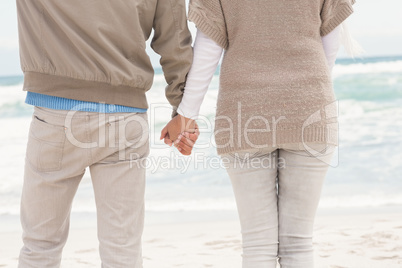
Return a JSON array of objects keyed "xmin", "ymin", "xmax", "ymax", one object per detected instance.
[
  {"xmin": 322, "ymin": 25, "xmax": 341, "ymax": 71},
  {"xmin": 177, "ymin": 29, "xmax": 223, "ymax": 119},
  {"xmin": 178, "ymin": 26, "xmax": 341, "ymax": 119}
]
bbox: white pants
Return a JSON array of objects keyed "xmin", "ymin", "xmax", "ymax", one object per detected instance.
[
  {"xmin": 222, "ymin": 145, "xmax": 335, "ymax": 268},
  {"xmin": 19, "ymin": 107, "xmax": 149, "ymax": 268}
]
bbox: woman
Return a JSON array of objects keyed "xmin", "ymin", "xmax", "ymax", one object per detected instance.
[{"xmin": 168, "ymin": 0, "xmax": 356, "ymax": 267}]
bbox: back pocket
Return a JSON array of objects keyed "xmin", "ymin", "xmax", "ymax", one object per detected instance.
[{"xmin": 26, "ymin": 115, "xmax": 66, "ymax": 172}]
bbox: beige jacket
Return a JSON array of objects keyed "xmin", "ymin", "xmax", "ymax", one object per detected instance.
[{"xmin": 17, "ymin": 0, "xmax": 193, "ymax": 114}]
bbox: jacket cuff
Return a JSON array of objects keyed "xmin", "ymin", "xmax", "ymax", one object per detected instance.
[{"xmin": 171, "ymin": 107, "xmax": 178, "ymax": 118}]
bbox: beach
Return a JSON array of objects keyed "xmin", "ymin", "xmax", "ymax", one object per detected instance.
[{"xmin": 1, "ymin": 207, "xmax": 402, "ymax": 267}]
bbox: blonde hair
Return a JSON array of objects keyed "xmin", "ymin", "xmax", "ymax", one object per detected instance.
[{"xmin": 339, "ymin": 21, "xmax": 365, "ymax": 58}]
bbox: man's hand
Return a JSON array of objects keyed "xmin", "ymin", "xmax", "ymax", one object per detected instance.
[{"xmin": 160, "ymin": 114, "xmax": 199, "ymax": 155}]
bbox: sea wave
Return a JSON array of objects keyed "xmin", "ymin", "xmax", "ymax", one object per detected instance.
[
  {"xmin": 0, "ymin": 58, "xmax": 401, "ymax": 117},
  {"xmin": 333, "ymin": 60, "xmax": 402, "ymax": 78}
]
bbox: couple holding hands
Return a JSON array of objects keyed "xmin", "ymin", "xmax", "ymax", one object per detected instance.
[{"xmin": 17, "ymin": 0, "xmax": 355, "ymax": 267}]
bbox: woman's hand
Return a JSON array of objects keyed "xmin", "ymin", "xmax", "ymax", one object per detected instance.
[{"xmin": 174, "ymin": 130, "xmax": 200, "ymax": 155}]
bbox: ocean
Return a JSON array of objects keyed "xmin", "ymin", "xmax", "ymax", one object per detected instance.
[{"xmin": 1, "ymin": 55, "xmax": 402, "ymax": 219}]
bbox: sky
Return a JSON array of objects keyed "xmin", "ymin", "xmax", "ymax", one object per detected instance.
[{"xmin": 0, "ymin": 0, "xmax": 401, "ymax": 76}]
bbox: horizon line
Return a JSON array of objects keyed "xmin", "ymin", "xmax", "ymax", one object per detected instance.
[{"xmin": 1, "ymin": 54, "xmax": 401, "ymax": 78}]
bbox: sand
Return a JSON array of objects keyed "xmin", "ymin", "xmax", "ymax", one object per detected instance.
[{"xmin": 1, "ymin": 207, "xmax": 401, "ymax": 268}]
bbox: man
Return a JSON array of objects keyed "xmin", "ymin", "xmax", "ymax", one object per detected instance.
[{"xmin": 17, "ymin": 0, "xmax": 197, "ymax": 267}]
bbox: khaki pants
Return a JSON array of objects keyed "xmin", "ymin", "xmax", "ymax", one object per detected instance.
[
  {"xmin": 19, "ymin": 107, "xmax": 149, "ymax": 268},
  {"xmin": 221, "ymin": 145, "xmax": 335, "ymax": 268}
]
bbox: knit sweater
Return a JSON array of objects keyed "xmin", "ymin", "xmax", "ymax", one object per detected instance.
[
  {"xmin": 187, "ymin": 0, "xmax": 355, "ymax": 155},
  {"xmin": 177, "ymin": 26, "xmax": 341, "ymax": 119}
]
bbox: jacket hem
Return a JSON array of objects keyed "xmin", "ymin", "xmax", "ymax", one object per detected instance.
[{"xmin": 23, "ymin": 72, "xmax": 149, "ymax": 109}]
